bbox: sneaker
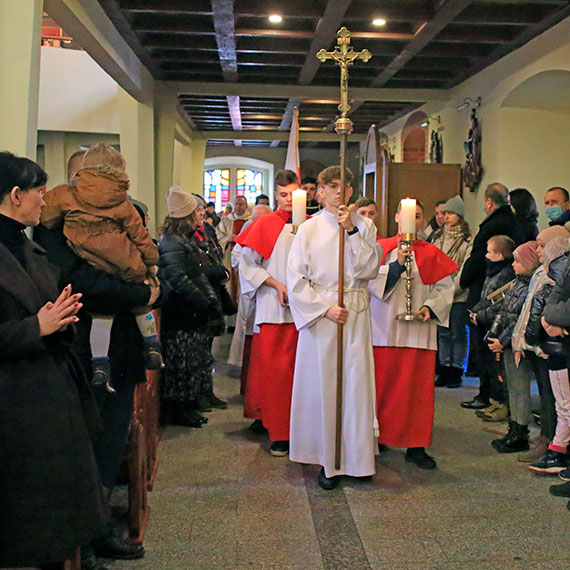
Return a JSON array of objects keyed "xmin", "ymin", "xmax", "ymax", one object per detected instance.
[
  {"xmin": 270, "ymin": 440, "xmax": 289, "ymax": 457},
  {"xmin": 480, "ymin": 403, "xmax": 510, "ymax": 422},
  {"xmin": 405, "ymin": 447, "xmax": 437, "ymax": 470},
  {"xmin": 549, "ymin": 481, "xmax": 570, "ymax": 498},
  {"xmin": 528, "ymin": 450, "xmax": 566, "ymax": 475},
  {"xmin": 143, "ymin": 339, "xmax": 164, "ymax": 370},
  {"xmin": 476, "ymin": 400, "xmax": 501, "ymax": 417},
  {"xmin": 460, "ymin": 396, "xmax": 489, "ymax": 410},
  {"xmin": 317, "ymin": 467, "xmax": 338, "ymax": 490},
  {"xmin": 558, "ymin": 467, "xmax": 570, "ymax": 482},
  {"xmin": 249, "ymin": 419, "xmax": 268, "ymax": 434},
  {"xmin": 91, "ymin": 357, "xmax": 115, "ymax": 393},
  {"xmin": 517, "ymin": 435, "xmax": 549, "ymax": 463}
]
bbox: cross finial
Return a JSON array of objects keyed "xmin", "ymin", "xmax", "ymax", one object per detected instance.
[{"xmin": 316, "ymin": 27, "xmax": 371, "ymax": 135}]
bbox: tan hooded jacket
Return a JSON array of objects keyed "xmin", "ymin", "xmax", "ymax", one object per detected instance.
[{"xmin": 41, "ymin": 167, "xmax": 158, "ymax": 282}]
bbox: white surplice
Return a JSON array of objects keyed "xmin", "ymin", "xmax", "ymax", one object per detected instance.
[
  {"xmin": 287, "ymin": 210, "xmax": 381, "ymax": 478},
  {"xmin": 238, "ymin": 223, "xmax": 295, "ymax": 330},
  {"xmin": 369, "ymin": 249, "xmax": 454, "ymax": 349}
]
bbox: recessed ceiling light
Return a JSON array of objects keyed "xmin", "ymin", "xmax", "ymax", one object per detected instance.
[
  {"xmin": 373, "ymin": 18, "xmax": 386, "ymax": 26},
  {"xmin": 269, "ymin": 14, "xmax": 282, "ymax": 23}
]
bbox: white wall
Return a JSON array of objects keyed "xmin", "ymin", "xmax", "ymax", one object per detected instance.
[{"xmin": 38, "ymin": 46, "xmax": 119, "ymax": 133}]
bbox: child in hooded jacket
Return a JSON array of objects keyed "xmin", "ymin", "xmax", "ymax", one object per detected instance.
[{"xmin": 41, "ymin": 143, "xmax": 162, "ymax": 385}]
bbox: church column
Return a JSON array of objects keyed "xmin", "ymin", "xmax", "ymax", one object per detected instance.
[
  {"xmin": 0, "ymin": 0, "xmax": 43, "ymax": 158},
  {"xmin": 189, "ymin": 137, "xmax": 207, "ymax": 198},
  {"xmin": 154, "ymin": 85, "xmax": 177, "ymax": 224},
  {"xmin": 118, "ymin": 87, "xmax": 157, "ymax": 234}
]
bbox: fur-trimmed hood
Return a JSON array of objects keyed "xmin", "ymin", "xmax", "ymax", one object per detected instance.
[{"xmin": 74, "ymin": 166, "xmax": 130, "ymax": 209}]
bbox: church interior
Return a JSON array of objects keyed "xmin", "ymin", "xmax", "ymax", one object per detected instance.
[{"xmin": 3, "ymin": 0, "xmax": 570, "ymax": 568}]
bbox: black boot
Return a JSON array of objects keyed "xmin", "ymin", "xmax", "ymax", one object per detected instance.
[
  {"xmin": 446, "ymin": 367, "xmax": 463, "ymax": 389},
  {"xmin": 172, "ymin": 402, "xmax": 208, "ymax": 428},
  {"xmin": 317, "ymin": 467, "xmax": 338, "ymax": 490},
  {"xmin": 435, "ymin": 366, "xmax": 450, "ymax": 387},
  {"xmin": 207, "ymin": 391, "xmax": 228, "ymax": 409},
  {"xmin": 492, "ymin": 421, "xmax": 529, "ymax": 453},
  {"xmin": 405, "ymin": 447, "xmax": 437, "ymax": 469}
]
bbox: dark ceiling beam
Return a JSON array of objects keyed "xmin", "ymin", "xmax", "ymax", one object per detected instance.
[
  {"xmin": 454, "ymin": 4, "xmax": 544, "ymax": 26},
  {"xmin": 234, "ymin": 28, "xmax": 414, "ymax": 41},
  {"xmin": 120, "ymin": 0, "xmax": 212, "ymax": 14},
  {"xmin": 370, "ymin": 0, "xmax": 474, "ymax": 88}
]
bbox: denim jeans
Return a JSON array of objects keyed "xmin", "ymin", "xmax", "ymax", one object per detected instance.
[{"xmin": 437, "ymin": 302, "xmax": 468, "ymax": 369}]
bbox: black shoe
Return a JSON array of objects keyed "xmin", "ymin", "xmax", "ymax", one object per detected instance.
[
  {"xmin": 208, "ymin": 392, "xmax": 228, "ymax": 409},
  {"xmin": 492, "ymin": 421, "xmax": 529, "ymax": 453},
  {"xmin": 318, "ymin": 467, "xmax": 338, "ymax": 490},
  {"xmin": 249, "ymin": 419, "xmax": 268, "ymax": 434},
  {"xmin": 270, "ymin": 440, "xmax": 289, "ymax": 457},
  {"xmin": 460, "ymin": 396, "xmax": 488, "ymax": 409},
  {"xmin": 528, "ymin": 450, "xmax": 566, "ymax": 475},
  {"xmin": 405, "ymin": 447, "xmax": 437, "ymax": 470},
  {"xmin": 143, "ymin": 339, "xmax": 164, "ymax": 370},
  {"xmin": 446, "ymin": 367, "xmax": 463, "ymax": 389},
  {"xmin": 378, "ymin": 443, "xmax": 388, "ymax": 453},
  {"xmin": 172, "ymin": 408, "xmax": 208, "ymax": 428},
  {"xmin": 81, "ymin": 557, "xmax": 111, "ymax": 570},
  {"xmin": 195, "ymin": 395, "xmax": 213, "ymax": 412},
  {"xmin": 434, "ymin": 366, "xmax": 450, "ymax": 387},
  {"xmin": 550, "ymin": 481, "xmax": 570, "ymax": 497},
  {"xmin": 91, "ymin": 358, "xmax": 114, "ymax": 392},
  {"xmin": 92, "ymin": 534, "xmax": 145, "ymax": 560}
]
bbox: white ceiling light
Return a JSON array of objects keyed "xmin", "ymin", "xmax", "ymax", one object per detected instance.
[
  {"xmin": 269, "ymin": 14, "xmax": 283, "ymax": 23},
  {"xmin": 373, "ymin": 18, "xmax": 386, "ymax": 26}
]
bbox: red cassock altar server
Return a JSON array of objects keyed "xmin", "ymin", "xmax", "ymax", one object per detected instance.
[
  {"xmin": 369, "ymin": 235, "xmax": 457, "ymax": 466},
  {"xmin": 236, "ymin": 206, "xmax": 298, "ymax": 456}
]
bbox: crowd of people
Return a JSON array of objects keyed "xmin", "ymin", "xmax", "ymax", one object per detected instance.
[{"xmin": 2, "ymin": 143, "xmax": 570, "ymax": 568}]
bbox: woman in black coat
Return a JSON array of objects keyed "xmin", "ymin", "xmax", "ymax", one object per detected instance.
[
  {"xmin": 510, "ymin": 188, "xmax": 539, "ymax": 243},
  {"xmin": 158, "ymin": 188, "xmax": 226, "ymax": 427},
  {"xmin": 0, "ymin": 152, "xmax": 105, "ymax": 569}
]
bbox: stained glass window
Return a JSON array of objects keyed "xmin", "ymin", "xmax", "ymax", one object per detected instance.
[
  {"xmin": 203, "ymin": 168, "xmax": 230, "ymax": 211},
  {"xmin": 236, "ymin": 168, "xmax": 263, "ymax": 205}
]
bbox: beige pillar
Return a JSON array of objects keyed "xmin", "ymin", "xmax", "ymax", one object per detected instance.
[
  {"xmin": 189, "ymin": 138, "xmax": 207, "ymax": 197},
  {"xmin": 42, "ymin": 131, "xmax": 66, "ymax": 187},
  {"xmin": 177, "ymin": 142, "xmax": 194, "ymax": 192},
  {"xmin": 118, "ymin": 87, "xmax": 157, "ymax": 234},
  {"xmin": 0, "ymin": 0, "xmax": 43, "ymax": 158}
]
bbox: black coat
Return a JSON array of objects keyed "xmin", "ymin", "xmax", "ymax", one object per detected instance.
[
  {"xmin": 471, "ymin": 260, "xmax": 515, "ymax": 329},
  {"xmin": 543, "ymin": 252, "xmax": 570, "ymax": 328},
  {"xmin": 525, "ymin": 255, "xmax": 568, "ymax": 355},
  {"xmin": 490, "ymin": 271, "xmax": 534, "ymax": 348},
  {"xmin": 0, "ymin": 240, "xmax": 106, "ymax": 567},
  {"xmin": 158, "ymin": 233, "xmax": 225, "ymax": 336},
  {"xmin": 460, "ymin": 205, "xmax": 524, "ymax": 307}
]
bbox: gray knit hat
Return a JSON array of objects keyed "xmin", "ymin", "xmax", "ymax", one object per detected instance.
[
  {"xmin": 166, "ymin": 186, "xmax": 197, "ymax": 218},
  {"xmin": 543, "ymin": 236, "xmax": 570, "ymax": 267},
  {"xmin": 442, "ymin": 195, "xmax": 465, "ymax": 218}
]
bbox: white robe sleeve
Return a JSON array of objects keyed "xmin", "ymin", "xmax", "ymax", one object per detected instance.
[
  {"xmin": 424, "ymin": 275, "xmax": 454, "ymax": 325},
  {"xmin": 346, "ymin": 215, "xmax": 382, "ymax": 281},
  {"xmin": 216, "ymin": 217, "xmax": 232, "ymax": 249},
  {"xmin": 368, "ymin": 264, "xmax": 390, "ymax": 300},
  {"xmin": 286, "ymin": 228, "xmax": 331, "ymax": 330},
  {"xmin": 238, "ymin": 245, "xmax": 271, "ymax": 298},
  {"xmin": 230, "ymin": 243, "xmax": 242, "ymax": 271}
]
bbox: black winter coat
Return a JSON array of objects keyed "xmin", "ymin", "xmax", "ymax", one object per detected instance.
[
  {"xmin": 158, "ymin": 233, "xmax": 225, "ymax": 336},
  {"xmin": 0, "ymin": 239, "xmax": 106, "ymax": 567},
  {"xmin": 490, "ymin": 271, "xmax": 534, "ymax": 348},
  {"xmin": 471, "ymin": 260, "xmax": 515, "ymax": 329},
  {"xmin": 543, "ymin": 253, "xmax": 570, "ymax": 328},
  {"xmin": 525, "ymin": 255, "xmax": 568, "ymax": 355},
  {"xmin": 460, "ymin": 205, "xmax": 524, "ymax": 308}
]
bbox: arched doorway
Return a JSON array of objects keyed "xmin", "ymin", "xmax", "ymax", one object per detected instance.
[{"xmin": 401, "ymin": 111, "xmax": 428, "ymax": 163}]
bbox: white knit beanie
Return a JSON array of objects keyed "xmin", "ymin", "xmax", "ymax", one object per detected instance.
[
  {"xmin": 543, "ymin": 237, "xmax": 570, "ymax": 267},
  {"xmin": 166, "ymin": 186, "xmax": 197, "ymax": 218}
]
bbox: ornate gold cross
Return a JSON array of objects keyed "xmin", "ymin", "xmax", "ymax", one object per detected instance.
[{"xmin": 316, "ymin": 27, "xmax": 372, "ymax": 135}]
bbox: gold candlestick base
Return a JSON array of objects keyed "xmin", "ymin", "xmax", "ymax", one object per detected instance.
[
  {"xmin": 396, "ymin": 312, "xmax": 423, "ymax": 321},
  {"xmin": 291, "ymin": 224, "xmax": 298, "ymax": 235}
]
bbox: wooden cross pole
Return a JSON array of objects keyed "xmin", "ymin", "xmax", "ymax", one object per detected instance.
[{"xmin": 316, "ymin": 28, "xmax": 371, "ymax": 470}]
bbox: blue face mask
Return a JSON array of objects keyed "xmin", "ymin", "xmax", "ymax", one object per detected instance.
[{"xmin": 545, "ymin": 206, "xmax": 563, "ymax": 221}]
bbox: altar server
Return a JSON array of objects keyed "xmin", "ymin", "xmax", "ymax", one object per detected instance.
[
  {"xmin": 287, "ymin": 166, "xmax": 380, "ymax": 490},
  {"xmin": 236, "ymin": 170, "xmax": 300, "ymax": 456},
  {"xmin": 370, "ymin": 199, "xmax": 457, "ymax": 469}
]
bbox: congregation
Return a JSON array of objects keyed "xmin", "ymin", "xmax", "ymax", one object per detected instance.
[{"xmin": 2, "ymin": 144, "xmax": 570, "ymax": 570}]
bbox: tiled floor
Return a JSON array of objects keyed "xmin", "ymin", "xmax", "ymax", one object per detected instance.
[{"xmin": 112, "ymin": 340, "xmax": 570, "ymax": 570}]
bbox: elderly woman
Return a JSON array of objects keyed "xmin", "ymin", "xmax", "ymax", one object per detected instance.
[
  {"xmin": 158, "ymin": 187, "xmax": 226, "ymax": 427},
  {"xmin": 0, "ymin": 152, "xmax": 105, "ymax": 569},
  {"xmin": 432, "ymin": 195, "xmax": 473, "ymax": 388}
]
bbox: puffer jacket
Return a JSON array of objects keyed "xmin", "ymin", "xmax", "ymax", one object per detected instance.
[
  {"xmin": 158, "ymin": 232, "xmax": 224, "ymax": 336},
  {"xmin": 543, "ymin": 253, "xmax": 570, "ymax": 328},
  {"xmin": 471, "ymin": 259, "xmax": 515, "ymax": 329},
  {"xmin": 490, "ymin": 271, "xmax": 534, "ymax": 347},
  {"xmin": 527, "ymin": 254, "xmax": 569, "ymax": 354}
]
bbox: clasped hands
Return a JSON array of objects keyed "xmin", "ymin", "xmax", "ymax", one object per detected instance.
[
  {"xmin": 541, "ymin": 315, "xmax": 568, "ymax": 338},
  {"xmin": 37, "ymin": 284, "xmax": 82, "ymax": 337}
]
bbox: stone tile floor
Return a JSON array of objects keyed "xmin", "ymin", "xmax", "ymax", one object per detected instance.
[{"xmin": 111, "ymin": 339, "xmax": 570, "ymax": 570}]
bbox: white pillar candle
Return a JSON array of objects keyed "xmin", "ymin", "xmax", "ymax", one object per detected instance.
[
  {"xmin": 400, "ymin": 198, "xmax": 416, "ymax": 236},
  {"xmin": 292, "ymin": 188, "xmax": 307, "ymax": 226}
]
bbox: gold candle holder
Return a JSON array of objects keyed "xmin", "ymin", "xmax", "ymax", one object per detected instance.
[
  {"xmin": 291, "ymin": 224, "xmax": 298, "ymax": 235},
  {"xmin": 395, "ymin": 234, "xmax": 423, "ymax": 321}
]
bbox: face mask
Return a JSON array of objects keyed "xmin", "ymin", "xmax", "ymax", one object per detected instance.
[{"xmin": 545, "ymin": 206, "xmax": 563, "ymax": 221}]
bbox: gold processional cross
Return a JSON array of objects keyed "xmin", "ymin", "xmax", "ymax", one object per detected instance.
[{"xmin": 316, "ymin": 27, "xmax": 371, "ymax": 470}]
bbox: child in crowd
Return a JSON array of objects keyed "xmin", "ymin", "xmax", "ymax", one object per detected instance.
[
  {"xmin": 525, "ymin": 237, "xmax": 570, "ymax": 474},
  {"xmin": 468, "ymin": 235, "xmax": 516, "ymax": 421},
  {"xmin": 40, "ymin": 143, "xmax": 162, "ymax": 386},
  {"xmin": 487, "ymin": 241, "xmax": 542, "ymax": 453}
]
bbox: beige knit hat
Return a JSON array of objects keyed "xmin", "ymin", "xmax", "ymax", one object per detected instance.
[{"xmin": 166, "ymin": 186, "xmax": 197, "ymax": 218}]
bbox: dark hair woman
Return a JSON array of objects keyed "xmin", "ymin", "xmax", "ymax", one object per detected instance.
[
  {"xmin": 0, "ymin": 152, "xmax": 105, "ymax": 569},
  {"xmin": 158, "ymin": 187, "xmax": 227, "ymax": 427},
  {"xmin": 510, "ymin": 188, "xmax": 539, "ymax": 243}
]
